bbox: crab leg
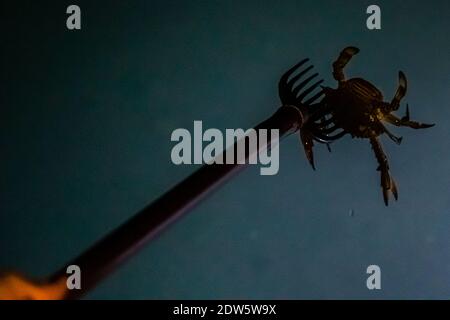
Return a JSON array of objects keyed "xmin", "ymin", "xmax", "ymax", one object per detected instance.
[
  {"xmin": 379, "ymin": 122, "xmax": 403, "ymax": 145},
  {"xmin": 385, "ymin": 104, "xmax": 435, "ymax": 129},
  {"xmin": 332, "ymin": 46, "xmax": 360, "ymax": 84},
  {"xmin": 369, "ymin": 135, "xmax": 398, "ymax": 206}
]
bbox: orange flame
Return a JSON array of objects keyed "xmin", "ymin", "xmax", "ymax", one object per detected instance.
[{"xmin": 0, "ymin": 273, "xmax": 67, "ymax": 300}]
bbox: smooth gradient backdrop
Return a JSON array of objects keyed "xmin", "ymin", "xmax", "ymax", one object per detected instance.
[{"xmin": 1, "ymin": 0, "xmax": 449, "ymax": 299}]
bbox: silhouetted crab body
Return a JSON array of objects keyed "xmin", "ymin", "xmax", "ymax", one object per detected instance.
[
  {"xmin": 278, "ymin": 47, "xmax": 434, "ymax": 205},
  {"xmin": 322, "ymin": 78, "xmax": 386, "ymax": 139}
]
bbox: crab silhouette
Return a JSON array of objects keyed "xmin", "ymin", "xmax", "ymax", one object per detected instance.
[{"xmin": 280, "ymin": 47, "xmax": 435, "ymax": 205}]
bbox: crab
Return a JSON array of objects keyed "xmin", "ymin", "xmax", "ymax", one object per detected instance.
[{"xmin": 280, "ymin": 47, "xmax": 434, "ymax": 205}]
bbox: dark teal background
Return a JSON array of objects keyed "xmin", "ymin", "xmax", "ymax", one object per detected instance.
[{"xmin": 1, "ymin": 0, "xmax": 449, "ymax": 299}]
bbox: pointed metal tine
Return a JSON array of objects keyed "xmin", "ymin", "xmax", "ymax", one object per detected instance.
[
  {"xmin": 322, "ymin": 125, "xmax": 340, "ymax": 134},
  {"xmin": 291, "ymin": 73, "xmax": 318, "ymax": 97},
  {"xmin": 315, "ymin": 116, "xmax": 327, "ymax": 128},
  {"xmin": 311, "ymin": 128, "xmax": 346, "ymax": 141},
  {"xmin": 326, "ymin": 130, "xmax": 347, "ymax": 140},
  {"xmin": 309, "ymin": 104, "xmax": 332, "ymax": 121},
  {"xmin": 279, "ymin": 59, "xmax": 309, "ymax": 89},
  {"xmin": 311, "ymin": 134, "xmax": 331, "ymax": 143},
  {"xmin": 279, "ymin": 59, "xmax": 310, "ymax": 104},
  {"xmin": 309, "ymin": 155, "xmax": 316, "ymax": 170},
  {"xmin": 304, "ymin": 90, "xmax": 324, "ymax": 105},
  {"xmin": 315, "ymin": 116, "xmax": 335, "ymax": 127},
  {"xmin": 287, "ymin": 65, "xmax": 314, "ymax": 88},
  {"xmin": 383, "ymin": 188, "xmax": 389, "ymax": 206},
  {"xmin": 296, "ymin": 79, "xmax": 324, "ymax": 101},
  {"xmin": 278, "ymin": 84, "xmax": 290, "ymax": 105},
  {"xmin": 326, "ymin": 143, "xmax": 332, "ymax": 152},
  {"xmin": 402, "ymin": 103, "xmax": 410, "ymax": 121},
  {"xmin": 299, "ymin": 130, "xmax": 316, "ymax": 170}
]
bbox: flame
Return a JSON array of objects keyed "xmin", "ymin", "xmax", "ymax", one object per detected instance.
[{"xmin": 0, "ymin": 273, "xmax": 67, "ymax": 300}]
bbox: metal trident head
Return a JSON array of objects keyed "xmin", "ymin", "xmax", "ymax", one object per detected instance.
[{"xmin": 278, "ymin": 58, "xmax": 340, "ymax": 170}]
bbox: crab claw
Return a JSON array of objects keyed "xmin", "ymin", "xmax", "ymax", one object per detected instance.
[
  {"xmin": 391, "ymin": 178, "xmax": 398, "ymax": 200},
  {"xmin": 418, "ymin": 123, "xmax": 435, "ymax": 128},
  {"xmin": 390, "ymin": 71, "xmax": 408, "ymax": 110},
  {"xmin": 332, "ymin": 46, "xmax": 360, "ymax": 83},
  {"xmin": 379, "ymin": 165, "xmax": 398, "ymax": 206},
  {"xmin": 402, "ymin": 104, "xmax": 435, "ymax": 129},
  {"xmin": 401, "ymin": 104, "xmax": 411, "ymax": 121}
]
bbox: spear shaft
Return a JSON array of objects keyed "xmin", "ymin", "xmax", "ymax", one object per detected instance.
[
  {"xmin": 1, "ymin": 56, "xmax": 322, "ymax": 300},
  {"xmin": 49, "ymin": 105, "xmax": 304, "ymax": 299}
]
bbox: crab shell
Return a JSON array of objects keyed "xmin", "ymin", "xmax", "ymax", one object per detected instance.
[{"xmin": 323, "ymin": 78, "xmax": 385, "ymax": 139}]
